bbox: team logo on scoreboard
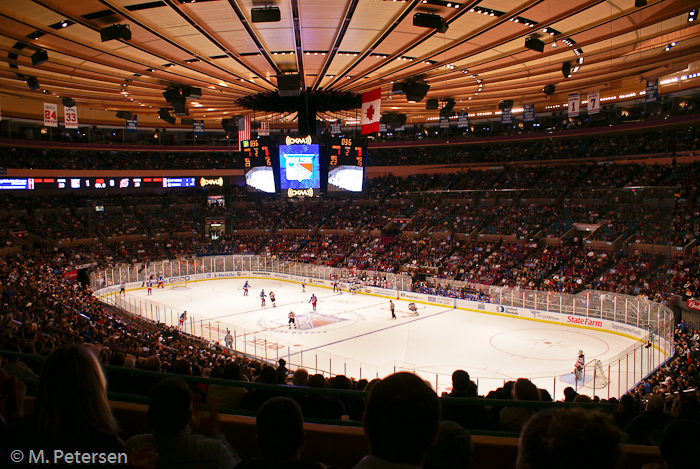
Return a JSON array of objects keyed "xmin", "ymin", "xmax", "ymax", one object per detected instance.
[
  {"xmin": 285, "ymin": 155, "xmax": 314, "ymax": 181},
  {"xmin": 200, "ymin": 176, "xmax": 224, "ymax": 187},
  {"xmin": 285, "ymin": 135, "xmax": 312, "ymax": 145}
]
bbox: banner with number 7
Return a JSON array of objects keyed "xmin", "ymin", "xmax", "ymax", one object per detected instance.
[{"xmin": 587, "ymin": 91, "xmax": 600, "ymax": 115}]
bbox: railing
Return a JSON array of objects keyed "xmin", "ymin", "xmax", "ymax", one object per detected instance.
[{"xmin": 92, "ymin": 255, "xmax": 674, "ymax": 398}]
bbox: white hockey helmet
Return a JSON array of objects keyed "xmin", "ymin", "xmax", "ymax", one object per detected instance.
[{"xmin": 578, "ymin": 350, "xmax": 584, "ymax": 355}]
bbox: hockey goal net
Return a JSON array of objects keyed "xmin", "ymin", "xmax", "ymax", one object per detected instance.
[
  {"xmin": 583, "ymin": 359, "xmax": 609, "ymax": 389},
  {"xmin": 170, "ymin": 279, "xmax": 189, "ymax": 289}
]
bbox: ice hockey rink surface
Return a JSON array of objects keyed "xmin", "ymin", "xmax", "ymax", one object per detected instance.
[{"xmin": 123, "ymin": 277, "xmax": 644, "ymax": 401}]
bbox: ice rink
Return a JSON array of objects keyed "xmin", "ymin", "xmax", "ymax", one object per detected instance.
[{"xmin": 121, "ymin": 277, "xmax": 645, "ymax": 400}]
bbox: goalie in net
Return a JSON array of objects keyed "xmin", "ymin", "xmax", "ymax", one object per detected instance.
[{"xmin": 574, "ymin": 350, "xmax": 609, "ymax": 388}]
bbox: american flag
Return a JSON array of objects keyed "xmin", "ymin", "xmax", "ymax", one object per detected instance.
[{"xmin": 238, "ymin": 115, "xmax": 251, "ymax": 151}]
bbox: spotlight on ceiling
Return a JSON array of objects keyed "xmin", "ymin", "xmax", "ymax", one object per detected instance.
[
  {"xmin": 62, "ymin": 97, "xmax": 76, "ymax": 108},
  {"xmin": 116, "ymin": 111, "xmax": 132, "ymax": 119},
  {"xmin": 543, "ymin": 84, "xmax": 556, "ymax": 95}
]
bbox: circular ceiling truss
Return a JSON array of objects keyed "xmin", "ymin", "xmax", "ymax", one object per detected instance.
[{"xmin": 0, "ymin": 0, "xmax": 698, "ymax": 126}]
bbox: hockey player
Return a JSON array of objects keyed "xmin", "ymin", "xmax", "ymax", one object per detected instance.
[
  {"xmin": 574, "ymin": 350, "xmax": 585, "ymax": 380},
  {"xmin": 243, "ymin": 280, "xmax": 250, "ymax": 296},
  {"xmin": 157, "ymin": 275, "xmax": 164, "ymax": 289},
  {"xmin": 179, "ymin": 311, "xmax": 187, "ymax": 330},
  {"xmin": 408, "ymin": 302, "xmax": 419, "ymax": 316},
  {"xmin": 309, "ymin": 293, "xmax": 317, "ymax": 311},
  {"xmin": 288, "ymin": 311, "xmax": 297, "ymax": 329},
  {"xmin": 119, "ymin": 283, "xmax": 126, "ymax": 295},
  {"xmin": 260, "ymin": 289, "xmax": 267, "ymax": 307},
  {"xmin": 301, "ymin": 279, "xmax": 306, "ymax": 292},
  {"xmin": 147, "ymin": 280, "xmax": 153, "ymax": 296},
  {"xmin": 390, "ymin": 300, "xmax": 396, "ymax": 319},
  {"xmin": 270, "ymin": 291, "xmax": 276, "ymax": 307}
]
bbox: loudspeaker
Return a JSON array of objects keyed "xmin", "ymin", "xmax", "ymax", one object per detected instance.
[
  {"xmin": 426, "ymin": 99, "xmax": 439, "ymax": 110},
  {"xmin": 562, "ymin": 62, "xmax": 572, "ymax": 78},
  {"xmin": 100, "ymin": 25, "xmax": 131, "ymax": 42},
  {"xmin": 116, "ymin": 111, "xmax": 132, "ymax": 119},
  {"xmin": 392, "ymin": 82, "xmax": 405, "ymax": 93},
  {"xmin": 381, "ymin": 113, "xmax": 407, "ymax": 127},
  {"xmin": 163, "ymin": 88, "xmax": 181, "ymax": 103},
  {"xmin": 251, "ymin": 7, "xmax": 281, "ymax": 23},
  {"xmin": 525, "ymin": 37, "xmax": 545, "ymax": 53},
  {"xmin": 404, "ymin": 82, "xmax": 429, "ymax": 102},
  {"xmin": 62, "ymin": 97, "xmax": 76, "ymax": 108},
  {"xmin": 543, "ymin": 84, "xmax": 556, "ymax": 95},
  {"xmin": 26, "ymin": 76, "xmax": 40, "ymax": 90},
  {"xmin": 221, "ymin": 118, "xmax": 236, "ymax": 131},
  {"xmin": 31, "ymin": 50, "xmax": 48, "ymax": 66},
  {"xmin": 158, "ymin": 109, "xmax": 176, "ymax": 125},
  {"xmin": 413, "ymin": 13, "xmax": 448, "ymax": 33},
  {"xmin": 181, "ymin": 118, "xmax": 195, "ymax": 126},
  {"xmin": 277, "ymin": 74, "xmax": 301, "ymax": 97},
  {"xmin": 499, "ymin": 100, "xmax": 513, "ymax": 110},
  {"xmin": 635, "ymin": 0, "xmax": 647, "ymax": 7},
  {"xmin": 443, "ymin": 98, "xmax": 456, "ymax": 114},
  {"xmin": 172, "ymin": 98, "xmax": 188, "ymax": 116},
  {"xmin": 182, "ymin": 86, "xmax": 201, "ymax": 99}
]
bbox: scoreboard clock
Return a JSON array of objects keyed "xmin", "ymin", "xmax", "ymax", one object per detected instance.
[
  {"xmin": 242, "ymin": 137, "xmax": 272, "ymax": 168},
  {"xmin": 330, "ymin": 137, "xmax": 366, "ymax": 168}
]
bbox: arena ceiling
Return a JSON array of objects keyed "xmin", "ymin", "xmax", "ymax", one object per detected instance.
[{"xmin": 1, "ymin": 0, "xmax": 700, "ymax": 127}]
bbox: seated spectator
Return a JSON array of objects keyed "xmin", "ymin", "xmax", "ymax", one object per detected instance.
[
  {"xmin": 516, "ymin": 407, "xmax": 621, "ymax": 469},
  {"xmin": 499, "ymin": 378, "xmax": 540, "ymax": 432},
  {"xmin": 353, "ymin": 372, "xmax": 440, "ymax": 468},
  {"xmin": 441, "ymin": 369, "xmax": 493, "ymax": 430},
  {"xmin": 240, "ymin": 366, "xmax": 284, "ymax": 412},
  {"xmin": 423, "ymin": 420, "xmax": 473, "ymax": 469},
  {"xmin": 238, "ymin": 397, "xmax": 327, "ymax": 469},
  {"xmin": 207, "ymin": 362, "xmax": 248, "ymax": 410},
  {"xmin": 298, "ymin": 374, "xmax": 345, "ymax": 421},
  {"xmin": 655, "ymin": 419, "xmax": 700, "ymax": 469},
  {"xmin": 624, "ymin": 394, "xmax": 671, "ymax": 445},
  {"xmin": 126, "ymin": 377, "xmax": 241, "ymax": 469},
  {"xmin": 1, "ymin": 344, "xmax": 126, "ymax": 461}
]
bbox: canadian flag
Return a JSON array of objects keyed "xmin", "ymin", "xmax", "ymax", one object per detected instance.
[{"xmin": 360, "ymin": 89, "xmax": 381, "ymax": 135}]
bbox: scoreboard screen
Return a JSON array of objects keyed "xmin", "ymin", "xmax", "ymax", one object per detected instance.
[
  {"xmin": 279, "ymin": 135, "xmax": 320, "ymax": 198},
  {"xmin": 242, "ymin": 138, "xmax": 277, "ymax": 194},
  {"xmin": 327, "ymin": 137, "xmax": 366, "ymax": 192}
]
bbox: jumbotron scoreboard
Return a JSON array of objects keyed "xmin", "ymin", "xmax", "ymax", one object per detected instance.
[
  {"xmin": 242, "ymin": 137, "xmax": 277, "ymax": 193},
  {"xmin": 327, "ymin": 136, "xmax": 367, "ymax": 193}
]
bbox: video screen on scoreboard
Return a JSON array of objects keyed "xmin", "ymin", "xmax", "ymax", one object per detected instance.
[
  {"xmin": 242, "ymin": 138, "xmax": 277, "ymax": 194},
  {"xmin": 278, "ymin": 135, "xmax": 320, "ymax": 197},
  {"xmin": 327, "ymin": 137, "xmax": 366, "ymax": 193}
]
